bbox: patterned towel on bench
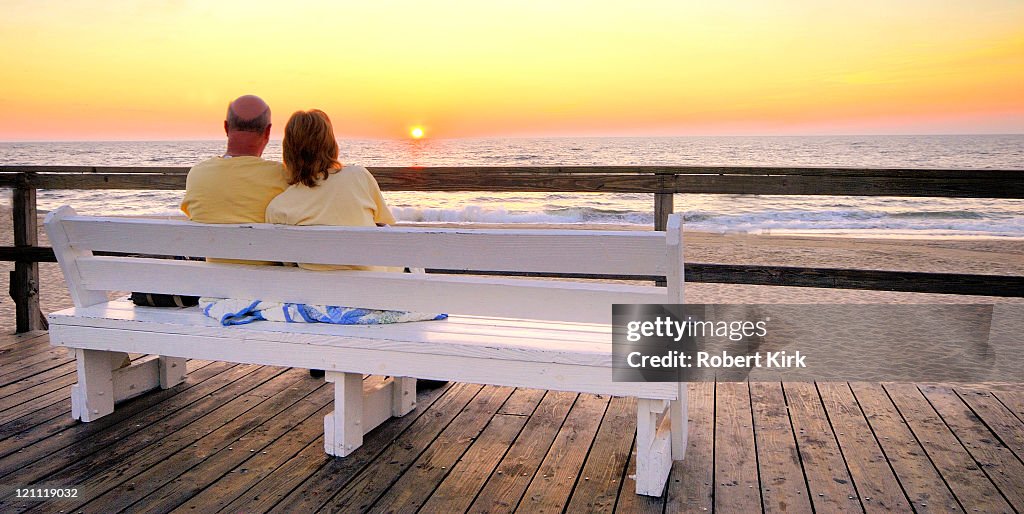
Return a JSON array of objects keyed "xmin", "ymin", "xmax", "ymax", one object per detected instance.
[{"xmin": 199, "ymin": 298, "xmax": 447, "ymax": 326}]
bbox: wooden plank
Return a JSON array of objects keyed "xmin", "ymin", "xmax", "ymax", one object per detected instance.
[
  {"xmin": 64, "ymin": 299, "xmax": 615, "ymax": 343},
  {"xmin": 0, "ymin": 354, "xmax": 71, "ymax": 393},
  {"xmin": 0, "ymin": 331, "xmax": 48, "ymax": 351},
  {"xmin": 783, "ymin": 382, "xmax": 861, "ymax": 511},
  {"xmin": 4, "ymin": 164, "xmax": 1023, "ymax": 179},
  {"xmin": 884, "ymin": 383, "xmax": 1013, "ymax": 513},
  {"xmin": 367, "ymin": 385, "xmax": 516, "ymax": 513},
  {"xmin": 0, "ymin": 370, "xmax": 76, "ymax": 412},
  {"xmin": 62, "ymin": 216, "xmax": 669, "ymax": 276},
  {"xmin": 61, "ymin": 300, "xmax": 615, "ymax": 347},
  {"xmin": 955, "ymin": 388, "xmax": 1024, "ymax": 466},
  {"xmin": 665, "ymin": 381, "xmax": 714, "ymax": 513},
  {"xmin": 0, "ymin": 360, "xmax": 217, "ymax": 460},
  {"xmin": 0, "ymin": 335, "xmax": 51, "ymax": 370},
  {"xmin": 848, "ymin": 382, "xmax": 962, "ymax": 513},
  {"xmin": 564, "ymin": 396, "xmax": 635, "ymax": 514},
  {"xmin": 6, "ymin": 242, "xmax": 1024, "ymax": 296},
  {"xmin": 13, "ymin": 172, "xmax": 188, "ymax": 190},
  {"xmin": 514, "ymin": 393, "xmax": 609, "ymax": 513},
  {"xmin": 4, "ymin": 165, "xmax": 1021, "ymax": 197},
  {"xmin": 0, "ymin": 363, "xmax": 271, "ymax": 483},
  {"xmin": 818, "ymin": 382, "xmax": 912, "ymax": 512},
  {"xmin": 0, "ymin": 398, "xmax": 71, "ymax": 452},
  {"xmin": 713, "ymin": 381, "xmax": 762, "ymax": 513},
  {"xmin": 0, "ymin": 346, "xmax": 73, "ymax": 384},
  {"xmin": 0, "ymin": 387, "xmax": 69, "ymax": 427},
  {"xmin": 11, "ymin": 368, "xmax": 312, "ymax": 513},
  {"xmin": 749, "ymin": 382, "xmax": 812, "ymax": 514},
  {"xmin": 497, "ymin": 387, "xmax": 549, "ymax": 416},
  {"xmin": 0, "ymin": 245, "xmax": 56, "ymax": 262},
  {"xmin": 674, "ymin": 174, "xmax": 1024, "ymax": 198},
  {"xmin": 217, "ymin": 382, "xmax": 452, "ymax": 514},
  {"xmin": 920, "ymin": 385, "xmax": 1024, "ymax": 510},
  {"xmin": 686, "ymin": 263, "xmax": 1024, "ymax": 298},
  {"xmin": 613, "ymin": 440, "xmax": 664, "ymax": 514},
  {"xmin": 418, "ymin": 413, "xmax": 531, "ymax": 512},
  {"xmin": 78, "ymin": 377, "xmax": 330, "ymax": 513},
  {"xmin": 74, "ymin": 256, "xmax": 667, "ymax": 324},
  {"xmin": 467, "ymin": 391, "xmax": 577, "ymax": 513},
  {"xmin": 0, "ymin": 165, "xmax": 190, "ymax": 174},
  {"xmin": 420, "ymin": 389, "xmax": 545, "ymax": 512},
  {"xmin": 164, "ymin": 400, "xmax": 334, "ymax": 513},
  {"xmin": 11, "ymin": 183, "xmax": 43, "ymax": 332},
  {"xmin": 991, "ymin": 391, "xmax": 1024, "ymax": 424},
  {"xmin": 269, "ymin": 382, "xmax": 482, "ymax": 513}
]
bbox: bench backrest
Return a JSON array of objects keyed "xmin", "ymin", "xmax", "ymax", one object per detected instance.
[{"xmin": 45, "ymin": 206, "xmax": 684, "ymax": 324}]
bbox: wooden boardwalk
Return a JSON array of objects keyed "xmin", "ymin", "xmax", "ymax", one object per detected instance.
[{"xmin": 0, "ymin": 331, "xmax": 1021, "ymax": 513}]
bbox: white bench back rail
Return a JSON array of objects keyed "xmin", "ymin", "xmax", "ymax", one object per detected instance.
[
  {"xmin": 48, "ymin": 207, "xmax": 685, "ymax": 324},
  {"xmin": 59, "ymin": 214, "xmax": 670, "ymax": 275}
]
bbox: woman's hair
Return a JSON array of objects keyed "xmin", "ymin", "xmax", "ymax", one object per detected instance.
[{"xmin": 282, "ymin": 109, "xmax": 342, "ymax": 187}]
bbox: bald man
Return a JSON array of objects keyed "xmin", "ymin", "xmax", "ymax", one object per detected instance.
[{"xmin": 180, "ymin": 95, "xmax": 290, "ymax": 264}]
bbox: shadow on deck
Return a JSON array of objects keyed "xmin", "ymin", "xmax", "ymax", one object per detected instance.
[{"xmin": 0, "ymin": 331, "xmax": 1022, "ymax": 513}]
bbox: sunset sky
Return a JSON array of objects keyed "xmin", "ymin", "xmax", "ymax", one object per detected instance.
[{"xmin": 1, "ymin": 0, "xmax": 1022, "ymax": 140}]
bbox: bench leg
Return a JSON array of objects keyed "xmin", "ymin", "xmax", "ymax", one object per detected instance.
[
  {"xmin": 71, "ymin": 349, "xmax": 117, "ymax": 422},
  {"xmin": 635, "ymin": 398, "xmax": 676, "ymax": 496},
  {"xmin": 323, "ymin": 374, "xmax": 419, "ymax": 458},
  {"xmin": 72, "ymin": 351, "xmax": 187, "ymax": 422},
  {"xmin": 159, "ymin": 356, "xmax": 187, "ymax": 388},
  {"xmin": 324, "ymin": 371, "xmax": 363, "ymax": 457},
  {"xmin": 671, "ymin": 382, "xmax": 689, "ymax": 460},
  {"xmin": 392, "ymin": 377, "xmax": 416, "ymax": 417}
]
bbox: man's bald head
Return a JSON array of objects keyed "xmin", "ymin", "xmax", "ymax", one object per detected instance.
[{"xmin": 226, "ymin": 95, "xmax": 271, "ymax": 133}]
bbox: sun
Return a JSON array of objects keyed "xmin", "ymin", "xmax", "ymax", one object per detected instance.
[{"xmin": 410, "ymin": 126, "xmax": 425, "ymax": 139}]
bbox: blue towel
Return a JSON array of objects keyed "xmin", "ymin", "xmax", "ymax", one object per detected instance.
[{"xmin": 199, "ymin": 298, "xmax": 447, "ymax": 326}]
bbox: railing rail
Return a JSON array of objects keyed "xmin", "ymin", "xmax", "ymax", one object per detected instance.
[{"xmin": 4, "ymin": 165, "xmax": 1024, "ymax": 332}]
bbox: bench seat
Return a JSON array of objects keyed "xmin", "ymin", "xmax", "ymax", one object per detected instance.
[{"xmin": 49, "ymin": 299, "xmax": 677, "ymax": 399}]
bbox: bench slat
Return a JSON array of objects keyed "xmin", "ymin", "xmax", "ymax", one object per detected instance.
[
  {"xmin": 62, "ymin": 216, "xmax": 669, "ymax": 275},
  {"xmin": 76, "ymin": 257, "xmax": 668, "ymax": 324},
  {"xmin": 79, "ymin": 300, "xmax": 615, "ymax": 344},
  {"xmin": 49, "ymin": 308, "xmax": 611, "ymax": 365},
  {"xmin": 48, "ymin": 322, "xmax": 678, "ymax": 400},
  {"xmin": 51, "ymin": 301, "xmax": 614, "ymax": 355}
]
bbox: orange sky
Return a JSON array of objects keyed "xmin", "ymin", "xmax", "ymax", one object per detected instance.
[{"xmin": 1, "ymin": 0, "xmax": 1022, "ymax": 140}]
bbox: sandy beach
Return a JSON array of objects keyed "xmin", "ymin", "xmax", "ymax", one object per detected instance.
[{"xmin": 2, "ymin": 205, "xmax": 1023, "ymax": 335}]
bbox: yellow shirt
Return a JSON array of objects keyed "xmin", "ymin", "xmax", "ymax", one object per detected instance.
[
  {"xmin": 181, "ymin": 156, "xmax": 290, "ymax": 265},
  {"xmin": 265, "ymin": 165, "xmax": 396, "ymax": 271}
]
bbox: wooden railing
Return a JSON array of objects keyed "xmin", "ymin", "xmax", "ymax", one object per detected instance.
[{"xmin": 3, "ymin": 165, "xmax": 1023, "ymax": 332}]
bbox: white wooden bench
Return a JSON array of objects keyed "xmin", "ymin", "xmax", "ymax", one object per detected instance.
[{"xmin": 44, "ymin": 205, "xmax": 688, "ymax": 496}]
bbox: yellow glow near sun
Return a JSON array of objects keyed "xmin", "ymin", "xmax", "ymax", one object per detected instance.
[
  {"xmin": 411, "ymin": 127, "xmax": 425, "ymax": 139},
  {"xmin": 0, "ymin": 1, "xmax": 1022, "ymax": 139}
]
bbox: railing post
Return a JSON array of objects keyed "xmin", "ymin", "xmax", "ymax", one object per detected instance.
[
  {"xmin": 654, "ymin": 193, "xmax": 673, "ymax": 232},
  {"xmin": 10, "ymin": 175, "xmax": 44, "ymax": 332},
  {"xmin": 654, "ymin": 181, "xmax": 674, "ymax": 287}
]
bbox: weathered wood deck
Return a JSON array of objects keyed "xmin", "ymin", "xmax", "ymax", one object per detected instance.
[{"xmin": 0, "ymin": 331, "xmax": 1021, "ymax": 513}]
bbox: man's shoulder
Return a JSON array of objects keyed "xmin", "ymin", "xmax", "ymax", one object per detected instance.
[
  {"xmin": 188, "ymin": 156, "xmax": 222, "ymax": 172},
  {"xmin": 189, "ymin": 156, "xmax": 285, "ymax": 174}
]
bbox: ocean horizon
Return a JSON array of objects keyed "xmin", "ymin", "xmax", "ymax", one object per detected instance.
[{"xmin": 2, "ymin": 134, "xmax": 1023, "ymax": 238}]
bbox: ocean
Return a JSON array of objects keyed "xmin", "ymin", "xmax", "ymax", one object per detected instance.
[{"xmin": 2, "ymin": 135, "xmax": 1022, "ymax": 238}]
